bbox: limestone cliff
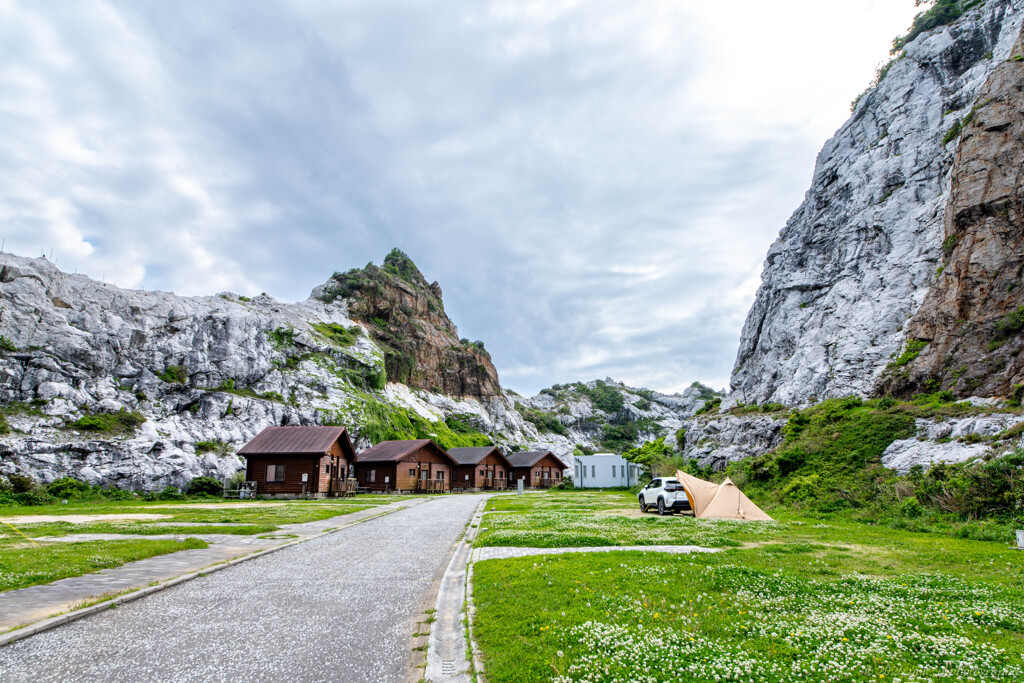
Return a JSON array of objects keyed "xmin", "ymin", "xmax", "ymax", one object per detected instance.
[
  {"xmin": 0, "ymin": 252, "xmax": 533, "ymax": 489},
  {"xmin": 732, "ymin": 0, "xmax": 1024, "ymax": 405},
  {"xmin": 515, "ymin": 380, "xmax": 721, "ymax": 463},
  {"xmin": 881, "ymin": 25, "xmax": 1024, "ymax": 397},
  {"xmin": 313, "ymin": 249, "xmax": 501, "ymax": 399}
]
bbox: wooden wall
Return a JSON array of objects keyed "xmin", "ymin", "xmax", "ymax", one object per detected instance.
[
  {"xmin": 244, "ymin": 439, "xmax": 351, "ymax": 496},
  {"xmin": 454, "ymin": 453, "xmax": 509, "ymax": 489},
  {"xmin": 354, "ymin": 443, "xmax": 453, "ymax": 492}
]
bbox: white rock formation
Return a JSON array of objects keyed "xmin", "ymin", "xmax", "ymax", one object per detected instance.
[
  {"xmin": 732, "ymin": 0, "xmax": 1024, "ymax": 405},
  {"xmin": 0, "ymin": 253, "xmax": 534, "ymax": 489},
  {"xmin": 681, "ymin": 414, "xmax": 788, "ymax": 470}
]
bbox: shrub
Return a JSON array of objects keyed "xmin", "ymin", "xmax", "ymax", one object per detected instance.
[
  {"xmin": 157, "ymin": 365, "xmax": 188, "ymax": 384},
  {"xmin": 46, "ymin": 477, "xmax": 90, "ymax": 499},
  {"xmin": 13, "ymin": 490, "xmax": 54, "ymax": 506},
  {"xmin": 268, "ymin": 326, "xmax": 295, "ymax": 350},
  {"xmin": 0, "ymin": 412, "xmax": 9, "ymax": 435},
  {"xmin": 156, "ymin": 486, "xmax": 185, "ymax": 501},
  {"xmin": 0, "ymin": 336, "xmax": 16, "ymax": 352},
  {"xmin": 100, "ymin": 487, "xmax": 136, "ymax": 500},
  {"xmin": 588, "ymin": 381, "xmax": 624, "ymax": 414},
  {"xmin": 310, "ymin": 322, "xmax": 361, "ymax": 347},
  {"xmin": 892, "ymin": 0, "xmax": 975, "ymax": 55},
  {"xmin": 887, "ymin": 339, "xmax": 927, "ymax": 370},
  {"xmin": 781, "ymin": 474, "xmax": 821, "ymax": 503},
  {"xmin": 897, "ymin": 495, "xmax": 924, "ymax": 518},
  {"xmin": 195, "ymin": 440, "xmax": 232, "ymax": 456},
  {"xmin": 7, "ymin": 474, "xmax": 36, "ymax": 493},
  {"xmin": 995, "ymin": 305, "xmax": 1024, "ymax": 339},
  {"xmin": 942, "ymin": 234, "xmax": 958, "ymax": 257},
  {"xmin": 68, "ymin": 410, "xmax": 146, "ymax": 435},
  {"xmin": 186, "ymin": 476, "xmax": 223, "ymax": 496},
  {"xmin": 695, "ymin": 397, "xmax": 722, "ymax": 416},
  {"xmin": 623, "ymin": 437, "xmax": 670, "ymax": 467}
]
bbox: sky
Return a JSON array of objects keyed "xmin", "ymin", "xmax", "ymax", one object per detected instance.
[{"xmin": 0, "ymin": 0, "xmax": 925, "ymax": 396}]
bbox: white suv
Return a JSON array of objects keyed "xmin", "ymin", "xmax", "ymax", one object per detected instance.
[{"xmin": 638, "ymin": 477, "xmax": 692, "ymax": 516}]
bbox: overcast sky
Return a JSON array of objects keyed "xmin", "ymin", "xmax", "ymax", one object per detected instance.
[{"xmin": 0, "ymin": 0, "xmax": 924, "ymax": 396}]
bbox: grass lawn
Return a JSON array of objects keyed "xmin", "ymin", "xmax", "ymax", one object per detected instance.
[
  {"xmin": 475, "ymin": 491, "xmax": 780, "ymax": 548},
  {"xmin": 0, "ymin": 537, "xmax": 208, "ymax": 593},
  {"xmin": 473, "ymin": 492, "xmax": 1024, "ymax": 682}
]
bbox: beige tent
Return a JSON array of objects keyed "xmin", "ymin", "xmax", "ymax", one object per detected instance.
[{"xmin": 674, "ymin": 471, "xmax": 773, "ymax": 521}]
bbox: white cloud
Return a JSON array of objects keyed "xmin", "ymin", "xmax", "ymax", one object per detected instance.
[{"xmin": 0, "ymin": 0, "xmax": 925, "ymax": 394}]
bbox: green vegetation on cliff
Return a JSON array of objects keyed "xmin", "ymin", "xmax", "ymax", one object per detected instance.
[
  {"xmin": 323, "ymin": 396, "xmax": 492, "ymax": 451},
  {"xmin": 734, "ymin": 394, "xmax": 1024, "ymax": 540}
]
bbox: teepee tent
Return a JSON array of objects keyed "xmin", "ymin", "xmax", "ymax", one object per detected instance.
[
  {"xmin": 675, "ymin": 471, "xmax": 773, "ymax": 521},
  {"xmin": 674, "ymin": 471, "xmax": 719, "ymax": 516}
]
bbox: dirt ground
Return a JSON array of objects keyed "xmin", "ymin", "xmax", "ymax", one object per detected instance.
[{"xmin": 0, "ymin": 513, "xmax": 171, "ymax": 524}]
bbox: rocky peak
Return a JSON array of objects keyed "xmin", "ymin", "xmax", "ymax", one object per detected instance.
[{"xmin": 313, "ymin": 249, "xmax": 502, "ymax": 399}]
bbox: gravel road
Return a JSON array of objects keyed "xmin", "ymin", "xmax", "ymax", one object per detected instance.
[{"xmin": 0, "ymin": 495, "xmax": 482, "ymax": 683}]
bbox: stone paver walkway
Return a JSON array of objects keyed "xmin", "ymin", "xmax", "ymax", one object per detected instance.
[
  {"xmin": 0, "ymin": 497, "xmax": 423, "ymax": 632},
  {"xmin": 471, "ymin": 544, "xmax": 721, "ymax": 562},
  {"xmin": 0, "ymin": 495, "xmax": 481, "ymax": 683}
]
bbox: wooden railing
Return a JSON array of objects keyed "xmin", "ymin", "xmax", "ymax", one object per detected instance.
[{"xmin": 415, "ymin": 480, "xmax": 449, "ymax": 493}]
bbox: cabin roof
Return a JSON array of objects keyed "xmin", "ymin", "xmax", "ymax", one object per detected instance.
[
  {"xmin": 507, "ymin": 450, "xmax": 561, "ymax": 468},
  {"xmin": 447, "ymin": 446, "xmax": 511, "ymax": 467},
  {"xmin": 356, "ymin": 439, "xmax": 456, "ymax": 464},
  {"xmin": 238, "ymin": 426, "xmax": 353, "ymax": 456}
]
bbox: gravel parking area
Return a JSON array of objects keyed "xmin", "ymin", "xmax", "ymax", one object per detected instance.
[{"xmin": 0, "ymin": 495, "xmax": 481, "ymax": 683}]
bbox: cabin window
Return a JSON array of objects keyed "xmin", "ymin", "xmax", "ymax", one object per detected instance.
[
  {"xmin": 325, "ymin": 464, "xmax": 330, "ymax": 474},
  {"xmin": 555, "ymin": 471, "xmax": 560, "ymax": 479},
  {"xmin": 498, "ymin": 470, "xmax": 504, "ymax": 478},
  {"xmin": 365, "ymin": 469, "xmax": 376, "ymax": 483},
  {"xmin": 479, "ymin": 468, "xmax": 485, "ymax": 477},
  {"xmin": 409, "ymin": 468, "xmax": 416, "ymax": 477},
  {"xmin": 266, "ymin": 464, "xmax": 285, "ymax": 483},
  {"xmin": 436, "ymin": 470, "xmax": 445, "ymax": 481}
]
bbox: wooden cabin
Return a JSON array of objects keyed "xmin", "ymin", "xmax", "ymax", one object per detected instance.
[
  {"xmin": 353, "ymin": 439, "xmax": 456, "ymax": 493},
  {"xmin": 239, "ymin": 426, "xmax": 356, "ymax": 497},
  {"xmin": 448, "ymin": 446, "xmax": 513, "ymax": 490},
  {"xmin": 508, "ymin": 450, "xmax": 566, "ymax": 489}
]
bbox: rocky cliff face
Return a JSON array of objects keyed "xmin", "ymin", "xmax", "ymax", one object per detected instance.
[
  {"xmin": 732, "ymin": 0, "xmax": 1024, "ymax": 405},
  {"xmin": 0, "ymin": 252, "xmax": 533, "ymax": 489},
  {"xmin": 313, "ymin": 249, "xmax": 501, "ymax": 399},
  {"xmin": 516, "ymin": 380, "xmax": 720, "ymax": 463},
  {"xmin": 882, "ymin": 25, "xmax": 1024, "ymax": 398}
]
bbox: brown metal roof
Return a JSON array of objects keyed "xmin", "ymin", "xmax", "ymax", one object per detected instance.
[
  {"xmin": 507, "ymin": 450, "xmax": 563, "ymax": 468},
  {"xmin": 447, "ymin": 446, "xmax": 512, "ymax": 467},
  {"xmin": 356, "ymin": 439, "xmax": 457, "ymax": 466},
  {"xmin": 238, "ymin": 426, "xmax": 351, "ymax": 456}
]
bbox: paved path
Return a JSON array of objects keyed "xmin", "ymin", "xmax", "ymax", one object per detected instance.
[
  {"xmin": 0, "ymin": 498, "xmax": 423, "ymax": 632},
  {"xmin": 0, "ymin": 495, "xmax": 481, "ymax": 682}
]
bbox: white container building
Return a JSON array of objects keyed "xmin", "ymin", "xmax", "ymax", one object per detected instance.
[{"xmin": 574, "ymin": 453, "xmax": 643, "ymax": 488}]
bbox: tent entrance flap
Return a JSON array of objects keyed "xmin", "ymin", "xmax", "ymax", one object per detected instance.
[{"xmin": 674, "ymin": 470, "xmax": 773, "ymax": 521}]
